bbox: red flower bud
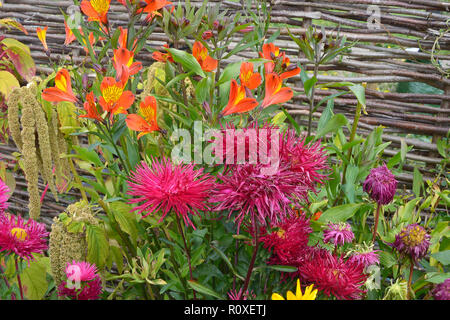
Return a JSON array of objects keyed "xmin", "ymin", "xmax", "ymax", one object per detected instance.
[{"xmin": 202, "ymin": 30, "xmax": 213, "ymax": 40}]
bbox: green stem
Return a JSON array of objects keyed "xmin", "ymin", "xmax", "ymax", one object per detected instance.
[
  {"xmin": 239, "ymin": 216, "xmax": 259, "ymax": 300},
  {"xmin": 175, "ymin": 214, "xmax": 196, "ymax": 299},
  {"xmin": 15, "ymin": 258, "xmax": 24, "ymax": 300},
  {"xmin": 372, "ymin": 202, "xmax": 382, "ymax": 243},
  {"xmin": 407, "ymin": 259, "xmax": 414, "ymax": 300}
]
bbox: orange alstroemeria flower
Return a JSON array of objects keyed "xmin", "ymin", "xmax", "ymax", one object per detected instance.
[
  {"xmin": 81, "ymin": 0, "xmax": 111, "ymax": 26},
  {"xmin": 239, "ymin": 62, "xmax": 261, "ymax": 90},
  {"xmin": 99, "ymin": 77, "xmax": 135, "ymax": 117},
  {"xmin": 80, "ymin": 92, "xmax": 103, "ymax": 122},
  {"xmin": 221, "ymin": 79, "xmax": 259, "ymax": 116},
  {"xmin": 36, "ymin": 26, "xmax": 48, "ymax": 51},
  {"xmin": 152, "ymin": 44, "xmax": 174, "ymax": 63},
  {"xmin": 259, "ymin": 43, "xmax": 300, "ymax": 80},
  {"xmin": 113, "ymin": 46, "xmax": 142, "ymax": 85},
  {"xmin": 192, "ymin": 41, "xmax": 218, "ymax": 73},
  {"xmin": 126, "ymin": 96, "xmax": 159, "ymax": 139},
  {"xmin": 64, "ymin": 21, "xmax": 77, "ymax": 46},
  {"xmin": 140, "ymin": 0, "xmax": 173, "ymax": 21},
  {"xmin": 117, "ymin": 27, "xmax": 137, "ymax": 50},
  {"xmin": 261, "ymin": 73, "xmax": 293, "ymax": 109},
  {"xmin": 42, "ymin": 69, "xmax": 78, "ymax": 103}
]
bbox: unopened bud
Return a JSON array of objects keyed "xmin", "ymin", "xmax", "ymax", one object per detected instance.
[
  {"xmin": 181, "ymin": 17, "xmax": 190, "ymax": 27},
  {"xmin": 213, "ymin": 20, "xmax": 220, "ymax": 29},
  {"xmin": 93, "ymin": 64, "xmax": 102, "ymax": 74},
  {"xmin": 138, "ymin": 1, "xmax": 147, "ymax": 8},
  {"xmin": 202, "ymin": 101, "xmax": 211, "ymax": 115},
  {"xmin": 202, "ymin": 30, "xmax": 213, "ymax": 40},
  {"xmin": 286, "ymin": 64, "xmax": 298, "ymax": 71}
]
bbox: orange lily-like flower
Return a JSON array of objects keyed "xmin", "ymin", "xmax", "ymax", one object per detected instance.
[
  {"xmin": 42, "ymin": 69, "xmax": 78, "ymax": 104},
  {"xmin": 64, "ymin": 21, "xmax": 77, "ymax": 46},
  {"xmin": 221, "ymin": 79, "xmax": 259, "ymax": 116},
  {"xmin": 261, "ymin": 73, "xmax": 293, "ymax": 109},
  {"xmin": 117, "ymin": 27, "xmax": 137, "ymax": 50},
  {"xmin": 126, "ymin": 96, "xmax": 160, "ymax": 139},
  {"xmin": 113, "ymin": 46, "xmax": 142, "ymax": 85},
  {"xmin": 36, "ymin": 26, "xmax": 48, "ymax": 51},
  {"xmin": 192, "ymin": 41, "xmax": 218, "ymax": 73},
  {"xmin": 140, "ymin": 0, "xmax": 173, "ymax": 21},
  {"xmin": 239, "ymin": 62, "xmax": 261, "ymax": 90},
  {"xmin": 152, "ymin": 44, "xmax": 174, "ymax": 63},
  {"xmin": 99, "ymin": 77, "xmax": 135, "ymax": 117},
  {"xmin": 79, "ymin": 92, "xmax": 103, "ymax": 122},
  {"xmin": 80, "ymin": 0, "xmax": 111, "ymax": 26},
  {"xmin": 259, "ymin": 43, "xmax": 300, "ymax": 80}
]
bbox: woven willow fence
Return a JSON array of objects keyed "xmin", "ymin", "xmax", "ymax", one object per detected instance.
[{"xmin": 0, "ymin": 0, "xmax": 449, "ymax": 222}]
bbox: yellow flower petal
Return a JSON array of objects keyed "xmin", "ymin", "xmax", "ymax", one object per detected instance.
[{"xmin": 271, "ymin": 293, "xmax": 285, "ymax": 300}]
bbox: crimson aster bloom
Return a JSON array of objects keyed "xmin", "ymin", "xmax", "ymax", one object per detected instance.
[
  {"xmin": 323, "ymin": 222, "xmax": 354, "ymax": 246},
  {"xmin": 0, "ymin": 213, "xmax": 48, "ymax": 262},
  {"xmin": 0, "ymin": 177, "xmax": 11, "ymax": 212},
  {"xmin": 57, "ymin": 261, "xmax": 102, "ymax": 300},
  {"xmin": 127, "ymin": 157, "xmax": 215, "ymax": 229},
  {"xmin": 281, "ymin": 129, "xmax": 328, "ymax": 191},
  {"xmin": 432, "ymin": 278, "xmax": 450, "ymax": 300},
  {"xmin": 363, "ymin": 163, "xmax": 397, "ymax": 205},
  {"xmin": 260, "ymin": 214, "xmax": 312, "ymax": 266},
  {"xmin": 390, "ymin": 223, "xmax": 431, "ymax": 263},
  {"xmin": 298, "ymin": 249, "xmax": 368, "ymax": 300}
]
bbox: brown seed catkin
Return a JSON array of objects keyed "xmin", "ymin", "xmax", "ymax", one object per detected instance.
[
  {"xmin": 6, "ymin": 88, "xmax": 24, "ymax": 150},
  {"xmin": 49, "ymin": 200, "xmax": 99, "ymax": 285},
  {"xmin": 31, "ymin": 87, "xmax": 59, "ymax": 202},
  {"xmin": 20, "ymin": 87, "xmax": 40, "ymax": 220}
]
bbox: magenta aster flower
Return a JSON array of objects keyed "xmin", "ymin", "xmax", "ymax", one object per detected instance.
[
  {"xmin": 363, "ymin": 163, "xmax": 397, "ymax": 205},
  {"xmin": 0, "ymin": 213, "xmax": 48, "ymax": 261},
  {"xmin": 432, "ymin": 278, "xmax": 450, "ymax": 300},
  {"xmin": 346, "ymin": 242, "xmax": 379, "ymax": 268},
  {"xmin": 390, "ymin": 223, "xmax": 431, "ymax": 262},
  {"xmin": 298, "ymin": 249, "xmax": 368, "ymax": 300},
  {"xmin": 260, "ymin": 213, "xmax": 313, "ymax": 266},
  {"xmin": 127, "ymin": 157, "xmax": 215, "ymax": 229},
  {"xmin": 227, "ymin": 289, "xmax": 255, "ymax": 300},
  {"xmin": 323, "ymin": 222, "xmax": 354, "ymax": 246},
  {"xmin": 280, "ymin": 129, "xmax": 329, "ymax": 191},
  {"xmin": 0, "ymin": 177, "xmax": 11, "ymax": 213},
  {"xmin": 212, "ymin": 162, "xmax": 309, "ymax": 231},
  {"xmin": 57, "ymin": 261, "xmax": 102, "ymax": 300}
]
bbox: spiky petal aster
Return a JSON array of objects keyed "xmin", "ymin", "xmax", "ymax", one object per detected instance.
[
  {"xmin": 260, "ymin": 214, "xmax": 312, "ymax": 266},
  {"xmin": 57, "ymin": 261, "xmax": 102, "ymax": 300},
  {"xmin": 363, "ymin": 163, "xmax": 397, "ymax": 205},
  {"xmin": 127, "ymin": 157, "xmax": 215, "ymax": 229},
  {"xmin": 0, "ymin": 213, "xmax": 48, "ymax": 261},
  {"xmin": 432, "ymin": 278, "xmax": 450, "ymax": 300},
  {"xmin": 0, "ymin": 177, "xmax": 11, "ymax": 212},
  {"xmin": 390, "ymin": 223, "xmax": 431, "ymax": 262},
  {"xmin": 346, "ymin": 242, "xmax": 379, "ymax": 268},
  {"xmin": 298, "ymin": 249, "xmax": 368, "ymax": 300},
  {"xmin": 323, "ymin": 222, "xmax": 355, "ymax": 246}
]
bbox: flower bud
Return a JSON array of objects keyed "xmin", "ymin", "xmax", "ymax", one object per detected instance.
[
  {"xmin": 202, "ymin": 30, "xmax": 213, "ymax": 40},
  {"xmin": 181, "ymin": 17, "xmax": 190, "ymax": 27}
]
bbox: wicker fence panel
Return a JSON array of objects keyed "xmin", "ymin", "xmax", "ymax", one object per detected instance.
[{"xmin": 0, "ymin": 0, "xmax": 449, "ymax": 219}]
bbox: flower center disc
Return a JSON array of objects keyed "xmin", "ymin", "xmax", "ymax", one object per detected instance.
[{"xmin": 10, "ymin": 227, "xmax": 28, "ymax": 241}]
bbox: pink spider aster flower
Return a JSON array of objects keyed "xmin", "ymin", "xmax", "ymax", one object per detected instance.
[
  {"xmin": 298, "ymin": 249, "xmax": 368, "ymax": 300},
  {"xmin": 323, "ymin": 222, "xmax": 354, "ymax": 246},
  {"xmin": 346, "ymin": 242, "xmax": 379, "ymax": 268},
  {"xmin": 211, "ymin": 122, "xmax": 328, "ymax": 231},
  {"xmin": 260, "ymin": 213, "xmax": 313, "ymax": 266},
  {"xmin": 127, "ymin": 157, "xmax": 215, "ymax": 229},
  {"xmin": 58, "ymin": 261, "xmax": 102, "ymax": 300},
  {"xmin": 390, "ymin": 223, "xmax": 430, "ymax": 263},
  {"xmin": 0, "ymin": 213, "xmax": 48, "ymax": 261},
  {"xmin": 363, "ymin": 163, "xmax": 397, "ymax": 205},
  {"xmin": 0, "ymin": 177, "xmax": 11, "ymax": 212}
]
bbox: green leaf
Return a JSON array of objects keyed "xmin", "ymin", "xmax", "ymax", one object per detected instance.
[
  {"xmin": 73, "ymin": 145, "xmax": 103, "ymax": 167},
  {"xmin": 166, "ymin": 48, "xmax": 205, "ymax": 77},
  {"xmin": 431, "ymin": 250, "xmax": 450, "ymax": 266},
  {"xmin": 1, "ymin": 38, "xmax": 35, "ymax": 81},
  {"xmin": 318, "ymin": 203, "xmax": 363, "ymax": 223},
  {"xmin": 425, "ymin": 272, "xmax": 450, "ymax": 284},
  {"xmin": 187, "ymin": 280, "xmax": 223, "ymax": 299},
  {"xmin": 315, "ymin": 114, "xmax": 348, "ymax": 139},
  {"xmin": 86, "ymin": 224, "xmax": 110, "ymax": 269},
  {"xmin": 210, "ymin": 244, "xmax": 244, "ymax": 281},
  {"xmin": 195, "ymin": 76, "xmax": 210, "ymax": 103},
  {"xmin": 379, "ymin": 251, "xmax": 396, "ymax": 268},
  {"xmin": 110, "ymin": 202, "xmax": 139, "ymax": 244},
  {"xmin": 413, "ymin": 167, "xmax": 423, "ymax": 197},
  {"xmin": 263, "ymin": 265, "xmax": 298, "ymax": 273},
  {"xmin": 21, "ymin": 256, "xmax": 49, "ymax": 300},
  {"xmin": 0, "ymin": 71, "xmax": 20, "ymax": 99}
]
